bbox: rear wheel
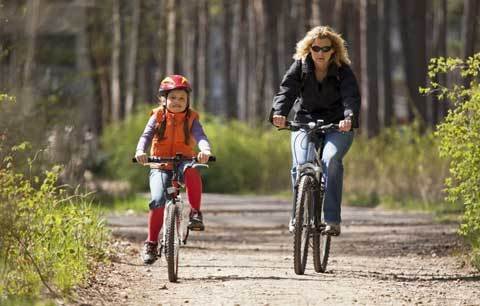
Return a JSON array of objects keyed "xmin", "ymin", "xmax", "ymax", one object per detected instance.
[
  {"xmin": 293, "ymin": 175, "xmax": 314, "ymax": 275},
  {"xmin": 165, "ymin": 205, "xmax": 179, "ymax": 282}
]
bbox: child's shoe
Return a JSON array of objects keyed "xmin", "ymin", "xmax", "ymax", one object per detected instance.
[
  {"xmin": 142, "ymin": 241, "xmax": 158, "ymax": 264},
  {"xmin": 188, "ymin": 210, "xmax": 205, "ymax": 231}
]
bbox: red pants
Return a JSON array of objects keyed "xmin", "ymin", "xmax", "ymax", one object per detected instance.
[{"xmin": 147, "ymin": 168, "xmax": 202, "ymax": 243}]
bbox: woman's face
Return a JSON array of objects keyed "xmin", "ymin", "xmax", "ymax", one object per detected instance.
[
  {"xmin": 310, "ymin": 37, "xmax": 335, "ymax": 66},
  {"xmin": 166, "ymin": 89, "xmax": 188, "ymax": 113}
]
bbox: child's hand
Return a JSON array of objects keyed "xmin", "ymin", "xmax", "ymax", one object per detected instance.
[
  {"xmin": 135, "ymin": 151, "xmax": 148, "ymax": 165},
  {"xmin": 197, "ymin": 151, "xmax": 211, "ymax": 164}
]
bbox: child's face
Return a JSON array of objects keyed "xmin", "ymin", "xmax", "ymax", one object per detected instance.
[{"xmin": 166, "ymin": 89, "xmax": 188, "ymax": 113}]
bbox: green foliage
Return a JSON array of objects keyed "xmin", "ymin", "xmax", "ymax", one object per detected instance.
[
  {"xmin": 100, "ymin": 105, "xmax": 292, "ymax": 194},
  {"xmin": 344, "ymin": 124, "xmax": 449, "ymax": 208},
  {"xmin": 0, "ymin": 141, "xmax": 109, "ymax": 300},
  {"xmin": 423, "ymin": 52, "xmax": 480, "ymax": 270}
]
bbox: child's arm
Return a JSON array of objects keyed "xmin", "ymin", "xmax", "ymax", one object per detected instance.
[
  {"xmin": 135, "ymin": 114, "xmax": 156, "ymax": 163},
  {"xmin": 191, "ymin": 119, "xmax": 211, "ymax": 163}
]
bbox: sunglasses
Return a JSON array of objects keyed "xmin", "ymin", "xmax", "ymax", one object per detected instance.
[{"xmin": 311, "ymin": 45, "xmax": 333, "ymax": 53}]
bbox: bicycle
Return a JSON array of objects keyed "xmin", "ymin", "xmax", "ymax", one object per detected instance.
[
  {"xmin": 133, "ymin": 153, "xmax": 216, "ymax": 282},
  {"xmin": 282, "ymin": 120, "xmax": 339, "ymax": 275}
]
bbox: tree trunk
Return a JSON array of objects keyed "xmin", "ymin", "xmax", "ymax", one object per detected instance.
[
  {"xmin": 254, "ymin": 0, "xmax": 267, "ymax": 122},
  {"xmin": 360, "ymin": 0, "xmax": 379, "ymax": 137},
  {"xmin": 166, "ymin": 0, "xmax": 176, "ymax": 74},
  {"xmin": 237, "ymin": 0, "xmax": 248, "ymax": 121},
  {"xmin": 22, "ymin": 0, "xmax": 40, "ymax": 114},
  {"xmin": 310, "ymin": 0, "xmax": 321, "ymax": 25},
  {"xmin": 461, "ymin": 0, "xmax": 479, "ymax": 88},
  {"xmin": 125, "ymin": 0, "xmax": 140, "ymax": 118},
  {"xmin": 398, "ymin": 0, "xmax": 427, "ymax": 125},
  {"xmin": 223, "ymin": 0, "xmax": 236, "ymax": 118},
  {"xmin": 380, "ymin": 0, "xmax": 393, "ymax": 127},
  {"xmin": 264, "ymin": 0, "xmax": 281, "ymax": 97},
  {"xmin": 196, "ymin": 0, "xmax": 209, "ymax": 112},
  {"xmin": 111, "ymin": 0, "xmax": 122, "ymax": 122},
  {"xmin": 434, "ymin": 0, "xmax": 448, "ymax": 123}
]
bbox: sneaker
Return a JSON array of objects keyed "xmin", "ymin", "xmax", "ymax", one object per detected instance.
[
  {"xmin": 142, "ymin": 241, "xmax": 158, "ymax": 265},
  {"xmin": 188, "ymin": 210, "xmax": 205, "ymax": 231},
  {"xmin": 288, "ymin": 218, "xmax": 295, "ymax": 233},
  {"xmin": 323, "ymin": 223, "xmax": 341, "ymax": 236}
]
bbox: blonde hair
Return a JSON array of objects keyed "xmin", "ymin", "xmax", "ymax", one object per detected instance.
[{"xmin": 293, "ymin": 26, "xmax": 351, "ymax": 66}]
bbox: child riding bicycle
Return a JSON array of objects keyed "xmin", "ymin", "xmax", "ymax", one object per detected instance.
[{"xmin": 135, "ymin": 74, "xmax": 212, "ymax": 265}]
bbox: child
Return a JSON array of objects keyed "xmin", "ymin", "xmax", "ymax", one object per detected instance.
[{"xmin": 135, "ymin": 74, "xmax": 212, "ymax": 265}]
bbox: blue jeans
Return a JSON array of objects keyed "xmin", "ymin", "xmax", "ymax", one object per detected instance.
[
  {"xmin": 291, "ymin": 130, "xmax": 354, "ymax": 223},
  {"xmin": 148, "ymin": 162, "xmax": 189, "ymax": 209}
]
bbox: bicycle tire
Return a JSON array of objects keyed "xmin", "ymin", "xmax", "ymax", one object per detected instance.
[
  {"xmin": 312, "ymin": 188, "xmax": 331, "ymax": 273},
  {"xmin": 293, "ymin": 175, "xmax": 313, "ymax": 275},
  {"xmin": 165, "ymin": 205, "xmax": 179, "ymax": 282},
  {"xmin": 313, "ymin": 231, "xmax": 331, "ymax": 273}
]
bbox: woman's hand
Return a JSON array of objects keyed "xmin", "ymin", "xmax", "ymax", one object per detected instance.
[
  {"xmin": 197, "ymin": 151, "xmax": 211, "ymax": 164},
  {"xmin": 272, "ymin": 115, "xmax": 287, "ymax": 128},
  {"xmin": 339, "ymin": 117, "xmax": 352, "ymax": 132},
  {"xmin": 135, "ymin": 151, "xmax": 148, "ymax": 165}
]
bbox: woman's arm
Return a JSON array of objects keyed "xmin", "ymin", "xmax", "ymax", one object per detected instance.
[
  {"xmin": 338, "ymin": 65, "xmax": 361, "ymax": 124},
  {"xmin": 270, "ymin": 60, "xmax": 303, "ymax": 119}
]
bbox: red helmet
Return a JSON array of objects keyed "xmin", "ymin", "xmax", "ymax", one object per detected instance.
[{"xmin": 158, "ymin": 74, "xmax": 192, "ymax": 95}]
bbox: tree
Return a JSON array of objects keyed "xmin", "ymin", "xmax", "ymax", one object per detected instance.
[
  {"xmin": 125, "ymin": 0, "xmax": 140, "ymax": 118},
  {"xmin": 398, "ymin": 0, "xmax": 428, "ymax": 125},
  {"xmin": 461, "ymin": 0, "xmax": 479, "ymax": 88},
  {"xmin": 379, "ymin": 0, "xmax": 393, "ymax": 127},
  {"xmin": 432, "ymin": 0, "xmax": 448, "ymax": 125},
  {"xmin": 111, "ymin": 0, "xmax": 122, "ymax": 122},
  {"xmin": 223, "ymin": 0, "xmax": 236, "ymax": 119},
  {"xmin": 360, "ymin": 0, "xmax": 379, "ymax": 137}
]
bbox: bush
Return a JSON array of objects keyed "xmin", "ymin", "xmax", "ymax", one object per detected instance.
[
  {"xmin": 422, "ymin": 53, "xmax": 480, "ymax": 270},
  {"xmin": 344, "ymin": 124, "xmax": 449, "ymax": 208},
  {"xmin": 0, "ymin": 141, "xmax": 109, "ymax": 300}
]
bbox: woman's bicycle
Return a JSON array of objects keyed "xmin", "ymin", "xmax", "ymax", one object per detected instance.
[
  {"xmin": 283, "ymin": 120, "xmax": 339, "ymax": 275},
  {"xmin": 133, "ymin": 154, "xmax": 215, "ymax": 282}
]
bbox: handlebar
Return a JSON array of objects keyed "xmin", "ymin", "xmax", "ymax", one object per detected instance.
[
  {"xmin": 132, "ymin": 155, "xmax": 216, "ymax": 164},
  {"xmin": 280, "ymin": 120, "xmax": 340, "ymax": 132}
]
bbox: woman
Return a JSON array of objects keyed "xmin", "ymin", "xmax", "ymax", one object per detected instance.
[{"xmin": 270, "ymin": 26, "xmax": 360, "ymax": 236}]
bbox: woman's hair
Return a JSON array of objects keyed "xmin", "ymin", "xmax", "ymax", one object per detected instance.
[{"xmin": 293, "ymin": 26, "xmax": 351, "ymax": 66}]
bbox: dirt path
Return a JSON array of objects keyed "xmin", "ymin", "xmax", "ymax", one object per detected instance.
[{"xmin": 74, "ymin": 194, "xmax": 480, "ymax": 306}]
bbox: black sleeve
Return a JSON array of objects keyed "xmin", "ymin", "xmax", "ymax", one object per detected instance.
[
  {"xmin": 268, "ymin": 60, "xmax": 303, "ymax": 122},
  {"xmin": 338, "ymin": 65, "xmax": 361, "ymax": 121}
]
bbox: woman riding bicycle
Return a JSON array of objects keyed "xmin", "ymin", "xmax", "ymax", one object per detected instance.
[
  {"xmin": 135, "ymin": 74, "xmax": 212, "ymax": 264},
  {"xmin": 269, "ymin": 26, "xmax": 360, "ymax": 236}
]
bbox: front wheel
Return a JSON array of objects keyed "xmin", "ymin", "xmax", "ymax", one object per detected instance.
[
  {"xmin": 165, "ymin": 205, "xmax": 180, "ymax": 282},
  {"xmin": 293, "ymin": 175, "xmax": 314, "ymax": 275},
  {"xmin": 313, "ymin": 231, "xmax": 331, "ymax": 273}
]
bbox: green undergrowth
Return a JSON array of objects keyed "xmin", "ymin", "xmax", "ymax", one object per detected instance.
[{"xmin": 0, "ymin": 141, "xmax": 109, "ymax": 302}]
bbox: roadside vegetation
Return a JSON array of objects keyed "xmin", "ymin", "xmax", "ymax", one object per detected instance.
[{"xmin": 0, "ymin": 95, "xmax": 109, "ymax": 304}]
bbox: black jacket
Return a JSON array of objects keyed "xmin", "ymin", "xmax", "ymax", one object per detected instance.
[{"xmin": 270, "ymin": 54, "xmax": 361, "ymax": 128}]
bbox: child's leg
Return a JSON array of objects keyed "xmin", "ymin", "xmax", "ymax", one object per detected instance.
[
  {"xmin": 147, "ymin": 207, "xmax": 164, "ymax": 242},
  {"xmin": 147, "ymin": 169, "xmax": 172, "ymax": 243},
  {"xmin": 184, "ymin": 167, "xmax": 202, "ymax": 211}
]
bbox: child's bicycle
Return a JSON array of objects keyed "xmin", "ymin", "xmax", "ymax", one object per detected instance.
[
  {"xmin": 132, "ymin": 153, "xmax": 215, "ymax": 282},
  {"xmin": 281, "ymin": 120, "xmax": 339, "ymax": 275}
]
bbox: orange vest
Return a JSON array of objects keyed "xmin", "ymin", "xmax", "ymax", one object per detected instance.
[{"xmin": 150, "ymin": 107, "xmax": 199, "ymax": 160}]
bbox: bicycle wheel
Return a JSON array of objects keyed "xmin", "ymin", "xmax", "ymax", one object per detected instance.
[
  {"xmin": 313, "ymin": 229, "xmax": 331, "ymax": 273},
  {"xmin": 293, "ymin": 175, "xmax": 313, "ymax": 275},
  {"xmin": 165, "ymin": 205, "xmax": 180, "ymax": 282}
]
